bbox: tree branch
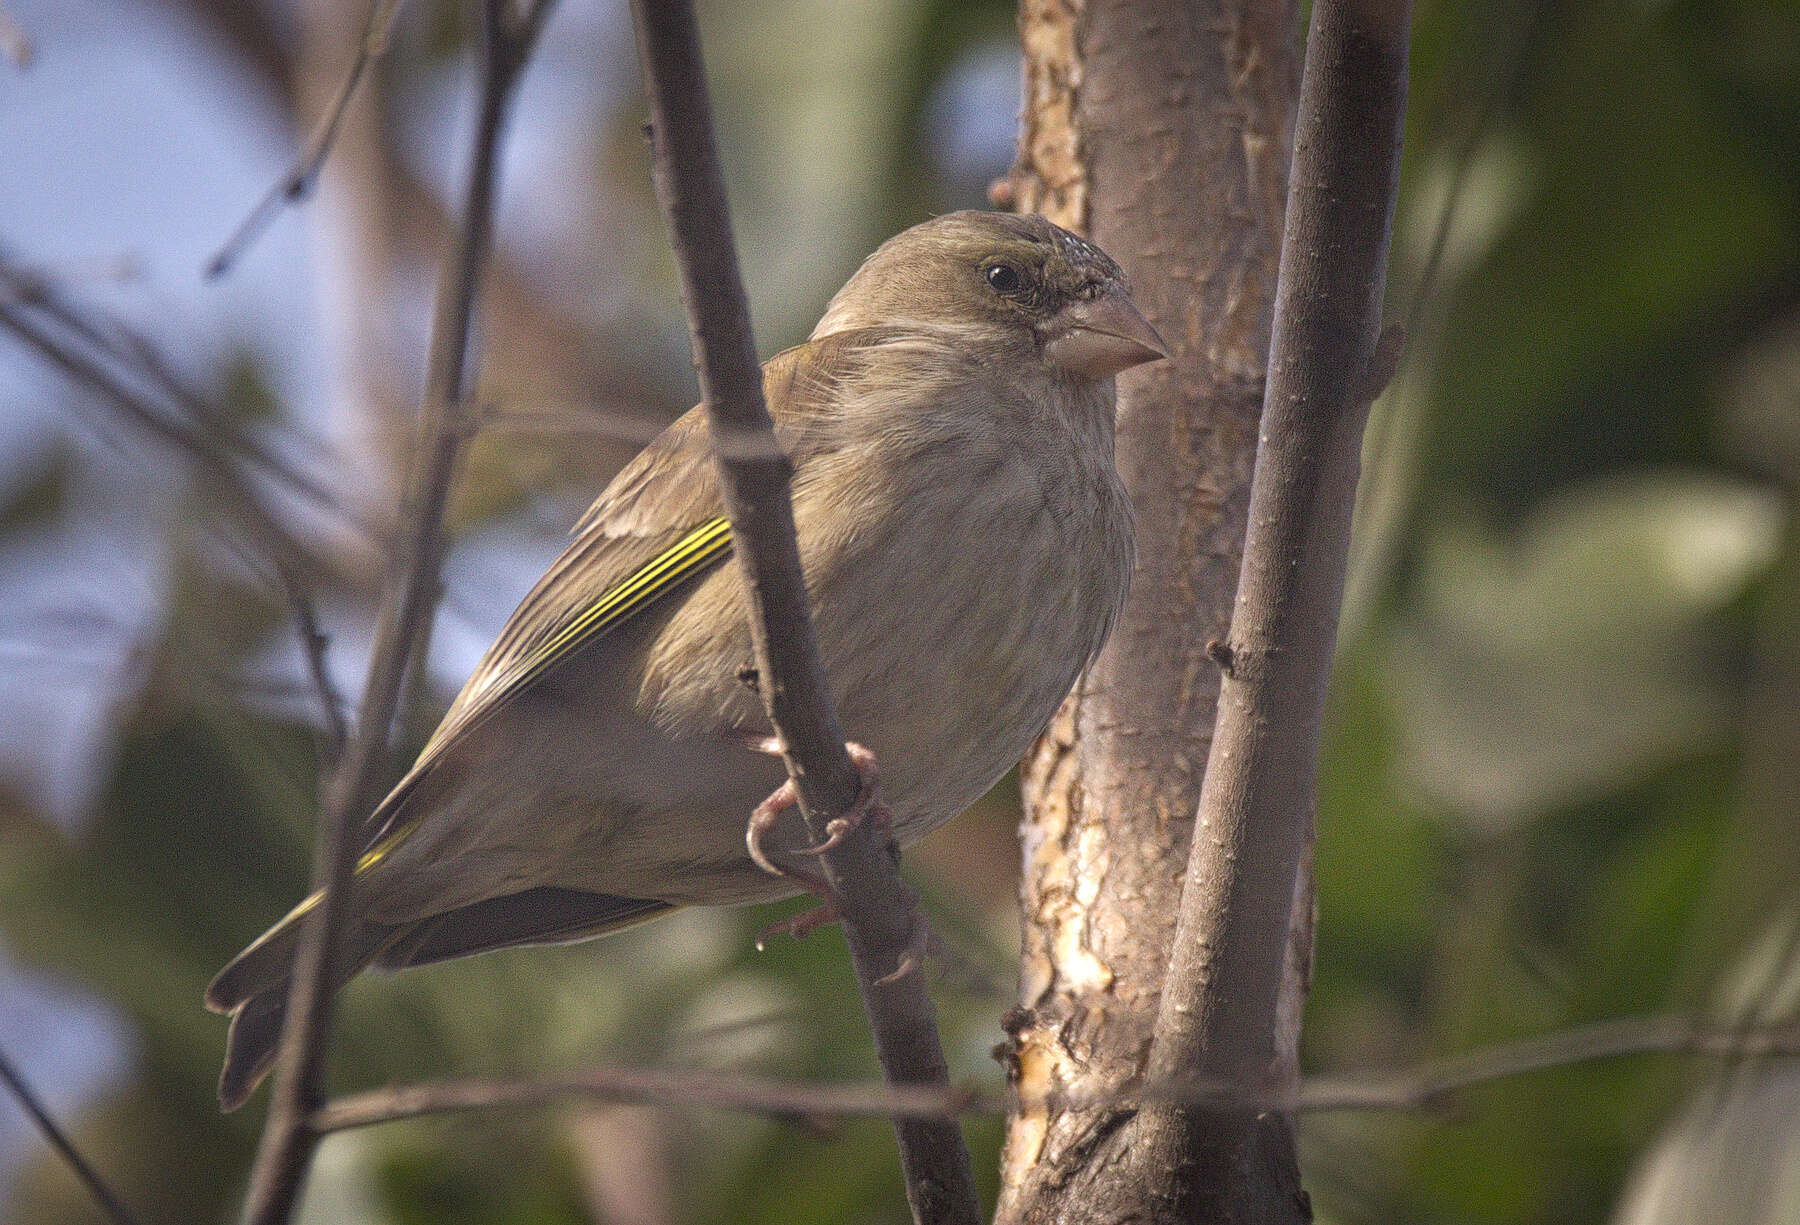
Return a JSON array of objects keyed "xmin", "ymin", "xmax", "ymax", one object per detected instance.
[
  {"xmin": 995, "ymin": 0, "xmax": 1300, "ymax": 1213},
  {"xmin": 1148, "ymin": 0, "xmax": 1412, "ymax": 1089},
  {"xmin": 313, "ymin": 1067, "xmax": 991, "ymax": 1133},
  {"xmin": 234, "ymin": 5, "xmax": 550, "ymax": 1223},
  {"xmin": 0, "ymin": 253, "xmax": 378, "ymax": 541},
  {"xmin": 0, "ymin": 1045, "xmax": 144, "ymax": 1225},
  {"xmin": 206, "ymin": 0, "xmax": 407, "ymax": 280},
  {"xmin": 1300, "ymin": 1017, "xmax": 1800, "ymax": 1113},
  {"xmin": 0, "ymin": 284, "xmax": 350, "ymax": 757},
  {"xmin": 302, "ymin": 1017, "xmax": 1800, "ymax": 1135},
  {"xmin": 1075, "ymin": 0, "xmax": 1414, "ymax": 1218},
  {"xmin": 626, "ymin": 3, "xmax": 979, "ymax": 1222}
]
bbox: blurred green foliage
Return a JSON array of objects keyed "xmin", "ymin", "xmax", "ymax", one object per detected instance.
[{"xmin": 2, "ymin": 0, "xmax": 1798, "ymax": 1222}]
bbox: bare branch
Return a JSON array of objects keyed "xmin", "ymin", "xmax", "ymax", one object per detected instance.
[
  {"xmin": 1301, "ymin": 1017, "xmax": 1800, "ymax": 1113},
  {"xmin": 995, "ymin": 0, "xmax": 1300, "ymax": 1213},
  {"xmin": 1070, "ymin": 0, "xmax": 1415, "ymax": 1217},
  {"xmin": 0, "ymin": 288, "xmax": 350, "ymax": 756},
  {"xmin": 17, "ymin": 270, "xmax": 377, "ymax": 541},
  {"xmin": 206, "ymin": 0, "xmax": 408, "ymax": 280},
  {"xmin": 0, "ymin": 1045, "xmax": 144, "ymax": 1225},
  {"xmin": 1146, "ymin": 0, "xmax": 1413, "ymax": 1083},
  {"xmin": 627, "ymin": 3, "xmax": 979, "ymax": 1222},
  {"xmin": 235, "ymin": 5, "xmax": 551, "ymax": 1223},
  {"xmin": 314, "ymin": 1067, "xmax": 990, "ymax": 1133},
  {"xmin": 306, "ymin": 1017, "xmax": 1800, "ymax": 1136}
]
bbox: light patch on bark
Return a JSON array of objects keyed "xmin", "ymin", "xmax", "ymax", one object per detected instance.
[
  {"xmin": 1016, "ymin": 695, "xmax": 1114, "ymax": 1007},
  {"xmin": 1001, "ymin": 1027, "xmax": 1056, "ymax": 1182},
  {"xmin": 1011, "ymin": 0, "xmax": 1086, "ymax": 230},
  {"xmin": 1003, "ymin": 693, "xmax": 1116, "ymax": 1188}
]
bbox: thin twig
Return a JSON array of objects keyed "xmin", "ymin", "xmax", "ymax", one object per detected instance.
[
  {"xmin": 1300, "ymin": 1017, "xmax": 1800, "ymax": 1112},
  {"xmin": 0, "ymin": 293, "xmax": 350, "ymax": 756},
  {"xmin": 2, "ymin": 260, "xmax": 378, "ymax": 540},
  {"xmin": 0, "ymin": 1045, "xmax": 144, "ymax": 1225},
  {"xmin": 314, "ymin": 1067, "xmax": 991, "ymax": 1132},
  {"xmin": 234, "ymin": 6, "xmax": 552, "ymax": 1223},
  {"xmin": 207, "ymin": 0, "xmax": 408, "ymax": 280},
  {"xmin": 305, "ymin": 1016, "xmax": 1800, "ymax": 1134},
  {"xmin": 627, "ymin": 3, "xmax": 979, "ymax": 1222}
]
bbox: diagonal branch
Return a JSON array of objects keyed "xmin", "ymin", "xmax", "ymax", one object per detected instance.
[
  {"xmin": 0, "ymin": 1045, "xmax": 144, "ymax": 1225},
  {"xmin": 626, "ymin": 3, "xmax": 980, "ymax": 1222},
  {"xmin": 1146, "ymin": 0, "xmax": 1412, "ymax": 1095},
  {"xmin": 1050, "ymin": 0, "xmax": 1415, "ymax": 1218},
  {"xmin": 10, "ymin": 263, "xmax": 380, "ymax": 543},
  {"xmin": 0, "ymin": 286, "xmax": 350, "ymax": 757},
  {"xmin": 234, "ymin": 5, "xmax": 553, "ymax": 1223},
  {"xmin": 206, "ymin": 0, "xmax": 408, "ymax": 280}
]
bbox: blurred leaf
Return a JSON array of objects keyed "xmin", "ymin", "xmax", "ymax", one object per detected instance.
[
  {"xmin": 1611, "ymin": 1066, "xmax": 1800, "ymax": 1225},
  {"xmin": 1389, "ymin": 472, "xmax": 1782, "ymax": 827}
]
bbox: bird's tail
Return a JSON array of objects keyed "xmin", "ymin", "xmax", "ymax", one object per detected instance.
[
  {"xmin": 205, "ymin": 897, "xmax": 405, "ymax": 1111},
  {"xmin": 207, "ymin": 887, "xmax": 672, "ymax": 1110}
]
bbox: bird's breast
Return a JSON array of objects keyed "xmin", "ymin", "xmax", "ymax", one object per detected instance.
[{"xmin": 797, "ymin": 400, "xmax": 1132, "ymax": 835}]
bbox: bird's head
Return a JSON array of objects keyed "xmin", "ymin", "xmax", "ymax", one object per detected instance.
[{"xmin": 812, "ymin": 211, "xmax": 1168, "ymax": 381}]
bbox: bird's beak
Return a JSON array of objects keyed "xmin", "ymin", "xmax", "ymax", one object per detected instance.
[{"xmin": 1043, "ymin": 290, "xmax": 1170, "ymax": 379}]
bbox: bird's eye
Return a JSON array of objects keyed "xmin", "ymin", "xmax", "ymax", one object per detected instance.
[{"xmin": 985, "ymin": 263, "xmax": 1024, "ymax": 296}]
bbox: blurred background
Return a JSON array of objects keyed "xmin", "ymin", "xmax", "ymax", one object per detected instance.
[{"xmin": 0, "ymin": 0, "xmax": 1795, "ymax": 1222}]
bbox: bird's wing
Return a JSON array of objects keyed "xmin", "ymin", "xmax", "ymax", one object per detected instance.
[{"xmin": 353, "ymin": 330, "xmax": 868, "ymax": 867}]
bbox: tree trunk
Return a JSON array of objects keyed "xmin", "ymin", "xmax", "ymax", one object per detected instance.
[{"xmin": 996, "ymin": 0, "xmax": 1300, "ymax": 1220}]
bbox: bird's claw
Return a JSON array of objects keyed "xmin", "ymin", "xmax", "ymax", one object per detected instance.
[
  {"xmin": 754, "ymin": 902, "xmax": 841, "ymax": 951},
  {"xmin": 875, "ymin": 906, "xmax": 933, "ymax": 987},
  {"xmin": 746, "ymin": 778, "xmax": 799, "ymax": 878},
  {"xmin": 745, "ymin": 741, "xmax": 889, "ymax": 877},
  {"xmin": 801, "ymin": 741, "xmax": 890, "ymax": 854}
]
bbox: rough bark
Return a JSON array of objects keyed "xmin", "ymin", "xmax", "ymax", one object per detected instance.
[
  {"xmin": 1001, "ymin": 0, "xmax": 1412, "ymax": 1218},
  {"xmin": 997, "ymin": 0, "xmax": 1298, "ymax": 1217}
]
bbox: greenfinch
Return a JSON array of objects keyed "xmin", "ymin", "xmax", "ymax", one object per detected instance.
[{"xmin": 208, "ymin": 210, "xmax": 1165, "ymax": 1109}]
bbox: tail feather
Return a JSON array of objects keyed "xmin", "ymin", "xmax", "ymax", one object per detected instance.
[
  {"xmin": 210, "ymin": 888, "xmax": 672, "ymax": 1110},
  {"xmin": 218, "ymin": 991, "xmax": 288, "ymax": 1113},
  {"xmin": 206, "ymin": 895, "xmax": 314, "ymax": 1015},
  {"xmin": 376, "ymin": 888, "xmax": 672, "ymax": 971},
  {"xmin": 211, "ymin": 915, "xmax": 407, "ymax": 1111}
]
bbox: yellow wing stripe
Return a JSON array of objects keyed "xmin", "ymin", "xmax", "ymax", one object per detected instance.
[
  {"xmin": 354, "ymin": 516, "xmax": 735, "ymax": 878},
  {"xmin": 516, "ymin": 515, "xmax": 734, "ymax": 693}
]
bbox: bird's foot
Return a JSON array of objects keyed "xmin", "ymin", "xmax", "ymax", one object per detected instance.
[
  {"xmin": 745, "ymin": 743, "xmax": 929, "ymax": 983},
  {"xmin": 754, "ymin": 901, "xmax": 841, "ymax": 951},
  {"xmin": 744, "ymin": 741, "xmax": 890, "ymax": 880},
  {"xmin": 802, "ymin": 743, "xmax": 891, "ymax": 858},
  {"xmin": 874, "ymin": 887, "xmax": 933, "ymax": 986}
]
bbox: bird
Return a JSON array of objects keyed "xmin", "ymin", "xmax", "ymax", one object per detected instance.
[{"xmin": 206, "ymin": 210, "xmax": 1166, "ymax": 1110}]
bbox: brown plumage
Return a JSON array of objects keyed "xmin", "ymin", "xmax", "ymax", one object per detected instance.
[{"xmin": 207, "ymin": 211, "xmax": 1164, "ymax": 1110}]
